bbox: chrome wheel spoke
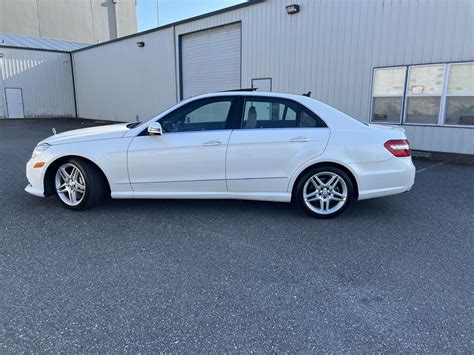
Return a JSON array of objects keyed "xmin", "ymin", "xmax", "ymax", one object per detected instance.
[
  {"xmin": 66, "ymin": 189, "xmax": 73, "ymax": 204},
  {"xmin": 324, "ymin": 198, "xmax": 331, "ymax": 211},
  {"xmin": 59, "ymin": 167, "xmax": 69, "ymax": 181},
  {"xmin": 318, "ymin": 198, "xmax": 323, "ymax": 210},
  {"xmin": 331, "ymin": 190, "xmax": 346, "ymax": 202},
  {"xmin": 312, "ymin": 176, "xmax": 324, "ymax": 188},
  {"xmin": 72, "ymin": 190, "xmax": 79, "ymax": 204},
  {"xmin": 71, "ymin": 167, "xmax": 78, "ymax": 181},
  {"xmin": 304, "ymin": 190, "xmax": 319, "ymax": 200},
  {"xmin": 328, "ymin": 175, "xmax": 340, "ymax": 189}
]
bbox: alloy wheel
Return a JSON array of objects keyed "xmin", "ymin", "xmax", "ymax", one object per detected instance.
[
  {"xmin": 55, "ymin": 163, "xmax": 86, "ymax": 206},
  {"xmin": 303, "ymin": 171, "xmax": 348, "ymax": 215}
]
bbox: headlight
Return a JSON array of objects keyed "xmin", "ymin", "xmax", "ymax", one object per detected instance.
[{"xmin": 31, "ymin": 143, "xmax": 50, "ymax": 159}]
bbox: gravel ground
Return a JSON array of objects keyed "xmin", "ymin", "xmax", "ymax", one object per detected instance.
[{"xmin": 1, "ymin": 118, "xmax": 473, "ymax": 352}]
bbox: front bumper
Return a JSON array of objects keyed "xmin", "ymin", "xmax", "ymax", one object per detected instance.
[
  {"xmin": 25, "ymin": 184, "xmax": 45, "ymax": 197},
  {"xmin": 25, "ymin": 158, "xmax": 47, "ymax": 198}
]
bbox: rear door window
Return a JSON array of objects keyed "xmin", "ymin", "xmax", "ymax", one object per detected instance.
[{"xmin": 241, "ymin": 97, "xmax": 326, "ymax": 129}]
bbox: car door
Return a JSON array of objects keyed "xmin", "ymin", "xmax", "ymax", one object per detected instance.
[
  {"xmin": 226, "ymin": 96, "xmax": 330, "ymax": 193},
  {"xmin": 127, "ymin": 97, "xmax": 237, "ymax": 192}
]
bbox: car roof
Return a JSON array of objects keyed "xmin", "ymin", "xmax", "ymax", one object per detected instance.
[{"xmin": 196, "ymin": 91, "xmax": 308, "ymax": 100}]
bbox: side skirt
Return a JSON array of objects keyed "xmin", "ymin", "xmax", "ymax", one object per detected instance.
[{"xmin": 111, "ymin": 191, "xmax": 292, "ymax": 203}]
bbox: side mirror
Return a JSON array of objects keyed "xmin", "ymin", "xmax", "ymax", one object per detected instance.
[{"xmin": 148, "ymin": 122, "xmax": 163, "ymax": 136}]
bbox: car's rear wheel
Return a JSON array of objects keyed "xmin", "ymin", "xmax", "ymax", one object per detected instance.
[
  {"xmin": 54, "ymin": 159, "xmax": 106, "ymax": 210},
  {"xmin": 295, "ymin": 166, "xmax": 354, "ymax": 219}
]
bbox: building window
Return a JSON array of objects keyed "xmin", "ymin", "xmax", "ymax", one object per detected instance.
[
  {"xmin": 371, "ymin": 67, "xmax": 406, "ymax": 123},
  {"xmin": 371, "ymin": 61, "xmax": 474, "ymax": 127},
  {"xmin": 445, "ymin": 63, "xmax": 474, "ymax": 126},
  {"xmin": 405, "ymin": 64, "xmax": 445, "ymax": 124}
]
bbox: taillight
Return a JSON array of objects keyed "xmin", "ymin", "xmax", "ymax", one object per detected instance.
[{"xmin": 384, "ymin": 139, "xmax": 411, "ymax": 157}]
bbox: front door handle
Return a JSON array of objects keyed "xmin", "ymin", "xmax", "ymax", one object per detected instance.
[
  {"xmin": 203, "ymin": 140, "xmax": 222, "ymax": 146},
  {"xmin": 289, "ymin": 136, "xmax": 310, "ymax": 142}
]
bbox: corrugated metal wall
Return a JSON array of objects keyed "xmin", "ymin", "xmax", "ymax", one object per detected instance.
[
  {"xmin": 0, "ymin": 48, "xmax": 75, "ymax": 118},
  {"xmin": 72, "ymin": 27, "xmax": 176, "ymax": 122},
  {"xmin": 72, "ymin": 0, "xmax": 474, "ymax": 154}
]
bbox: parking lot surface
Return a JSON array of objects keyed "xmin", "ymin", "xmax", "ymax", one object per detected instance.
[{"xmin": 1, "ymin": 118, "xmax": 473, "ymax": 352}]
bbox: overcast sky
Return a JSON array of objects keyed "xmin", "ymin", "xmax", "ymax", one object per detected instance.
[{"xmin": 136, "ymin": 0, "xmax": 246, "ymax": 31}]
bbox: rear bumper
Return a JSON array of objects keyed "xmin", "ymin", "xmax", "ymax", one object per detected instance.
[{"xmin": 350, "ymin": 156, "xmax": 416, "ymax": 200}]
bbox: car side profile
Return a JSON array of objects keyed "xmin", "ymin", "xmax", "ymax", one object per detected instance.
[{"xmin": 26, "ymin": 92, "xmax": 415, "ymax": 218}]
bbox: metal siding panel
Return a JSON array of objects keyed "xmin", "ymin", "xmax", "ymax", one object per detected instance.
[
  {"xmin": 73, "ymin": 28, "xmax": 177, "ymax": 122},
  {"xmin": 462, "ymin": 129, "xmax": 474, "ymax": 154},
  {"xmin": 0, "ymin": 48, "xmax": 75, "ymax": 118}
]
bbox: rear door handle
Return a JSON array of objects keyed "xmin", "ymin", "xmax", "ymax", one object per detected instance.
[
  {"xmin": 203, "ymin": 140, "xmax": 222, "ymax": 146},
  {"xmin": 289, "ymin": 136, "xmax": 310, "ymax": 142}
]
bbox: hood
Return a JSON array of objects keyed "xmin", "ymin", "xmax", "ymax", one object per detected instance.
[{"xmin": 40, "ymin": 123, "xmax": 131, "ymax": 145}]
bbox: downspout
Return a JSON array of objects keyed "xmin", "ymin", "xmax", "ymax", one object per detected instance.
[{"xmin": 69, "ymin": 52, "xmax": 78, "ymax": 118}]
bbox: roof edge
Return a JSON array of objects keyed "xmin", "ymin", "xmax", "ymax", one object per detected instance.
[
  {"xmin": 72, "ymin": 0, "xmax": 265, "ymax": 53},
  {"xmin": 0, "ymin": 45, "xmax": 71, "ymax": 54}
]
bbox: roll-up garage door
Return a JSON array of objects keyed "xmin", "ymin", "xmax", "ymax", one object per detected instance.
[{"xmin": 180, "ymin": 23, "xmax": 241, "ymax": 99}]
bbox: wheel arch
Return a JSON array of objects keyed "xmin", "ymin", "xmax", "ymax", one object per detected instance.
[
  {"xmin": 43, "ymin": 155, "xmax": 111, "ymax": 197},
  {"xmin": 290, "ymin": 161, "xmax": 359, "ymax": 200}
]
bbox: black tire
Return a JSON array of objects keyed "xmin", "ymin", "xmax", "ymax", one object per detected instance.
[
  {"xmin": 54, "ymin": 158, "xmax": 107, "ymax": 210},
  {"xmin": 295, "ymin": 166, "xmax": 354, "ymax": 219}
]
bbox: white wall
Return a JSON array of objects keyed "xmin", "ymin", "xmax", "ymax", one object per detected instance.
[
  {"xmin": 72, "ymin": 27, "xmax": 177, "ymax": 122},
  {"xmin": 0, "ymin": 48, "xmax": 75, "ymax": 118},
  {"xmin": 72, "ymin": 0, "xmax": 474, "ymax": 154}
]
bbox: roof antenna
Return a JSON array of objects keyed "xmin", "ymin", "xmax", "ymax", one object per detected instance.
[{"xmin": 303, "ymin": 91, "xmax": 311, "ymax": 97}]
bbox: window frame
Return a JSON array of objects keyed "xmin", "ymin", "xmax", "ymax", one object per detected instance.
[
  {"xmin": 443, "ymin": 62, "xmax": 474, "ymax": 127},
  {"xmin": 370, "ymin": 61, "xmax": 474, "ymax": 129},
  {"xmin": 403, "ymin": 63, "xmax": 446, "ymax": 126},
  {"xmin": 139, "ymin": 96, "xmax": 239, "ymax": 136},
  {"xmin": 238, "ymin": 96, "xmax": 327, "ymax": 130},
  {"xmin": 370, "ymin": 66, "xmax": 407, "ymax": 124}
]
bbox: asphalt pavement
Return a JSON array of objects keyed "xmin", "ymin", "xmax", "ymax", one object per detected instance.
[{"xmin": 1, "ymin": 118, "xmax": 473, "ymax": 352}]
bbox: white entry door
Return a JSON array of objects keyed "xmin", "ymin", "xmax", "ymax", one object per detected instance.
[{"xmin": 5, "ymin": 88, "xmax": 25, "ymax": 118}]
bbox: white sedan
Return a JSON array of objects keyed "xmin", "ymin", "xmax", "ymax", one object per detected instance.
[{"xmin": 26, "ymin": 92, "xmax": 415, "ymax": 218}]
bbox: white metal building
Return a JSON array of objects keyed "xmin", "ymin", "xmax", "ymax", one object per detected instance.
[
  {"xmin": 0, "ymin": 34, "xmax": 89, "ymax": 119},
  {"xmin": 2, "ymin": 0, "xmax": 474, "ymax": 155},
  {"xmin": 0, "ymin": 0, "xmax": 136, "ymax": 43}
]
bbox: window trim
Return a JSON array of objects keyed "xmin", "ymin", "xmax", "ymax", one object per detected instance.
[{"xmin": 370, "ymin": 61, "xmax": 474, "ymax": 129}]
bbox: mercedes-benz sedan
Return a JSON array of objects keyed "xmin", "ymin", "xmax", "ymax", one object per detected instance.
[{"xmin": 26, "ymin": 92, "xmax": 415, "ymax": 218}]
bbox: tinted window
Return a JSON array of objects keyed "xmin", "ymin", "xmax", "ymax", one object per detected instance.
[
  {"xmin": 160, "ymin": 98, "xmax": 233, "ymax": 132},
  {"xmin": 242, "ymin": 99, "xmax": 298, "ymax": 129},
  {"xmin": 299, "ymin": 108, "xmax": 325, "ymax": 127}
]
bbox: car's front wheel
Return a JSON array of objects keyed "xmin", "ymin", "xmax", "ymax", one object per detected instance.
[
  {"xmin": 295, "ymin": 166, "xmax": 354, "ymax": 218},
  {"xmin": 54, "ymin": 159, "xmax": 107, "ymax": 210}
]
